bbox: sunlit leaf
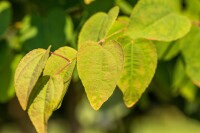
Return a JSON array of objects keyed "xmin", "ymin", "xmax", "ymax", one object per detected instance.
[
  {"xmin": 43, "ymin": 46, "xmax": 77, "ymax": 106},
  {"xmin": 28, "ymin": 75, "xmax": 64, "ymax": 133},
  {"xmin": 106, "ymin": 16, "xmax": 129, "ymax": 41},
  {"xmin": 103, "ymin": 40, "xmax": 124, "ymax": 79},
  {"xmin": 118, "ymin": 37, "xmax": 157, "ymax": 107},
  {"xmin": 77, "ymin": 41, "xmax": 123, "ymax": 110},
  {"xmin": 126, "ymin": 0, "xmax": 191, "ymax": 41},
  {"xmin": 14, "ymin": 46, "xmax": 51, "ymax": 110},
  {"xmin": 78, "ymin": 6, "xmax": 119, "ymax": 48}
]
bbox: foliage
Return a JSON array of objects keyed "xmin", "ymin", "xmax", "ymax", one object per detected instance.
[{"xmin": 0, "ymin": 0, "xmax": 200, "ymax": 133}]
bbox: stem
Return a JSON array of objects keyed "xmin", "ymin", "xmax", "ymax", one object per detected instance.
[
  {"xmin": 192, "ymin": 21, "xmax": 200, "ymax": 27},
  {"xmin": 50, "ymin": 52, "xmax": 76, "ymax": 75},
  {"xmin": 55, "ymin": 62, "xmax": 70, "ymax": 75},
  {"xmin": 98, "ymin": 28, "xmax": 126, "ymax": 44},
  {"xmin": 50, "ymin": 52, "xmax": 70, "ymax": 62}
]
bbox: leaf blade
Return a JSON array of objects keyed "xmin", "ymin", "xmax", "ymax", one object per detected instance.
[
  {"xmin": 14, "ymin": 46, "xmax": 50, "ymax": 110},
  {"xmin": 78, "ymin": 6, "xmax": 119, "ymax": 48},
  {"xmin": 118, "ymin": 37, "xmax": 157, "ymax": 107},
  {"xmin": 126, "ymin": 0, "xmax": 191, "ymax": 41},
  {"xmin": 28, "ymin": 75, "xmax": 64, "ymax": 133},
  {"xmin": 77, "ymin": 41, "xmax": 120, "ymax": 110}
]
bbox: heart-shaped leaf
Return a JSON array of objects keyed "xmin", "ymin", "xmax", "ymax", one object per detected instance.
[
  {"xmin": 77, "ymin": 41, "xmax": 123, "ymax": 110},
  {"xmin": 43, "ymin": 46, "xmax": 77, "ymax": 106},
  {"xmin": 78, "ymin": 6, "xmax": 119, "ymax": 48},
  {"xmin": 28, "ymin": 75, "xmax": 64, "ymax": 133},
  {"xmin": 126, "ymin": 0, "xmax": 191, "ymax": 41},
  {"xmin": 14, "ymin": 46, "xmax": 51, "ymax": 110},
  {"xmin": 118, "ymin": 37, "xmax": 157, "ymax": 107}
]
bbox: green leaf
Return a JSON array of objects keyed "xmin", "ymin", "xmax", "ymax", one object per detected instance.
[
  {"xmin": 43, "ymin": 46, "xmax": 77, "ymax": 102},
  {"xmin": 179, "ymin": 81, "xmax": 198, "ymax": 102},
  {"xmin": 14, "ymin": 46, "xmax": 51, "ymax": 110},
  {"xmin": 172, "ymin": 58, "xmax": 187, "ymax": 91},
  {"xmin": 155, "ymin": 41, "xmax": 180, "ymax": 61},
  {"xmin": 180, "ymin": 26, "xmax": 200, "ymax": 87},
  {"xmin": 184, "ymin": 0, "xmax": 200, "ymax": 21},
  {"xmin": 0, "ymin": 1, "xmax": 12, "ymax": 37},
  {"xmin": 77, "ymin": 41, "xmax": 123, "ymax": 110},
  {"xmin": 126, "ymin": 0, "xmax": 191, "ymax": 41},
  {"xmin": 78, "ymin": 6, "xmax": 119, "ymax": 48},
  {"xmin": 28, "ymin": 75, "xmax": 64, "ymax": 133},
  {"xmin": 118, "ymin": 37, "xmax": 157, "ymax": 107}
]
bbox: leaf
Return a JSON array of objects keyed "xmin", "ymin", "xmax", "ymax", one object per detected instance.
[
  {"xmin": 172, "ymin": 58, "xmax": 187, "ymax": 91},
  {"xmin": 0, "ymin": 1, "xmax": 12, "ymax": 37},
  {"xmin": 28, "ymin": 75, "xmax": 64, "ymax": 133},
  {"xmin": 106, "ymin": 16, "xmax": 129, "ymax": 41},
  {"xmin": 126, "ymin": 0, "xmax": 191, "ymax": 41},
  {"xmin": 118, "ymin": 37, "xmax": 157, "ymax": 107},
  {"xmin": 103, "ymin": 40, "xmax": 124, "ymax": 79},
  {"xmin": 115, "ymin": 0, "xmax": 133, "ymax": 15},
  {"xmin": 78, "ymin": 6, "xmax": 119, "ymax": 48},
  {"xmin": 180, "ymin": 26, "xmax": 200, "ymax": 87},
  {"xmin": 155, "ymin": 41, "xmax": 180, "ymax": 61},
  {"xmin": 184, "ymin": 0, "xmax": 200, "ymax": 21},
  {"xmin": 179, "ymin": 81, "xmax": 198, "ymax": 102},
  {"xmin": 43, "ymin": 46, "xmax": 77, "ymax": 103},
  {"xmin": 77, "ymin": 41, "xmax": 123, "ymax": 110},
  {"xmin": 14, "ymin": 46, "xmax": 51, "ymax": 110}
]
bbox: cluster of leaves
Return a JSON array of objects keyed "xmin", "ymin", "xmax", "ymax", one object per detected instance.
[{"xmin": 11, "ymin": 0, "xmax": 197, "ymax": 132}]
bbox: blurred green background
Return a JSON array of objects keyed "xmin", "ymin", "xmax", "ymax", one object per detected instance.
[{"xmin": 1, "ymin": 0, "xmax": 200, "ymax": 133}]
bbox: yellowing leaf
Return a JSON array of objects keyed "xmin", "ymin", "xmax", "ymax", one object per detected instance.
[
  {"xmin": 43, "ymin": 46, "xmax": 77, "ymax": 105},
  {"xmin": 126, "ymin": 0, "xmax": 191, "ymax": 41},
  {"xmin": 103, "ymin": 40, "xmax": 124, "ymax": 79},
  {"xmin": 78, "ymin": 6, "xmax": 119, "ymax": 48},
  {"xmin": 14, "ymin": 47, "xmax": 50, "ymax": 110},
  {"xmin": 77, "ymin": 41, "xmax": 123, "ymax": 110},
  {"xmin": 118, "ymin": 37, "xmax": 157, "ymax": 107},
  {"xmin": 106, "ymin": 16, "xmax": 129, "ymax": 41},
  {"xmin": 28, "ymin": 75, "xmax": 64, "ymax": 133}
]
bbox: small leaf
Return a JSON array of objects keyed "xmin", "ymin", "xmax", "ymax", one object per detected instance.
[
  {"xmin": 126, "ymin": 0, "xmax": 191, "ymax": 41},
  {"xmin": 0, "ymin": 1, "xmax": 12, "ymax": 37},
  {"xmin": 77, "ymin": 41, "xmax": 123, "ymax": 110},
  {"xmin": 43, "ymin": 46, "xmax": 77, "ymax": 105},
  {"xmin": 118, "ymin": 37, "xmax": 157, "ymax": 107},
  {"xmin": 78, "ymin": 6, "xmax": 119, "ymax": 48},
  {"xmin": 28, "ymin": 75, "xmax": 64, "ymax": 133},
  {"xmin": 106, "ymin": 16, "xmax": 129, "ymax": 41},
  {"xmin": 14, "ymin": 46, "xmax": 51, "ymax": 110},
  {"xmin": 180, "ymin": 26, "xmax": 200, "ymax": 87}
]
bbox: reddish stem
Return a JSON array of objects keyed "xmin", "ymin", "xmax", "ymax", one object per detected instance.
[{"xmin": 50, "ymin": 51, "xmax": 70, "ymax": 62}]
